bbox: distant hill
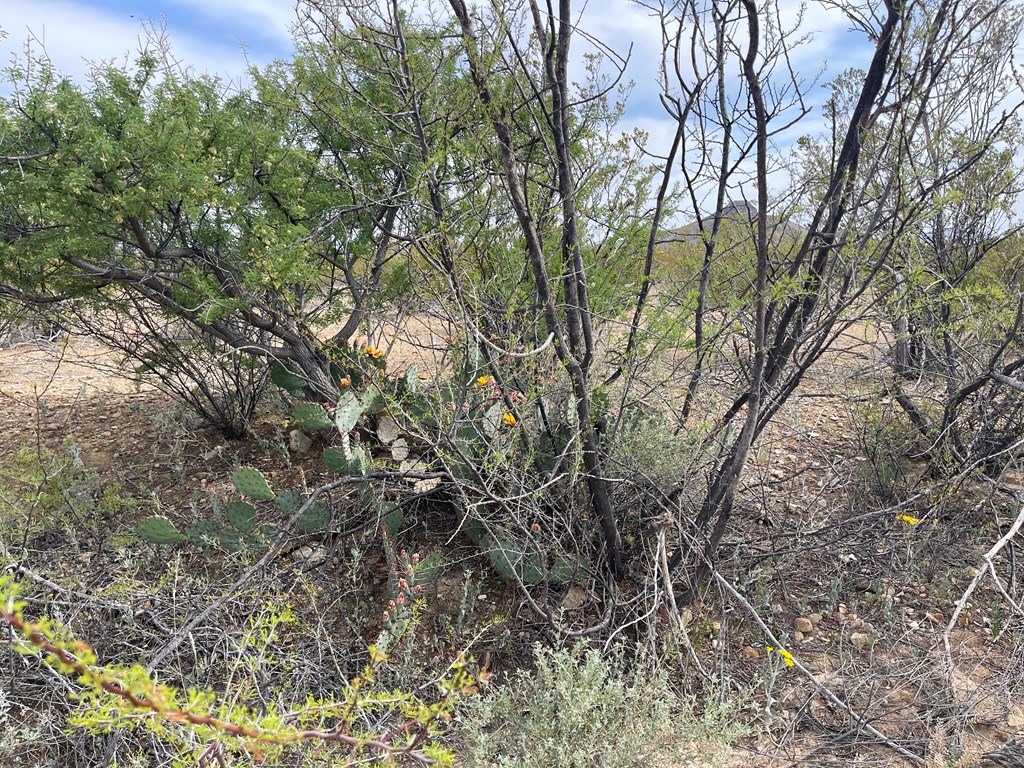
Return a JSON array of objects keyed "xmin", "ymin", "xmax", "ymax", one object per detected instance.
[{"xmin": 658, "ymin": 201, "xmax": 805, "ymax": 246}]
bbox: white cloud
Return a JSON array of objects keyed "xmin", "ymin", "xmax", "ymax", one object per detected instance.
[
  {"xmin": 0, "ymin": 0, "xmax": 278, "ymax": 87},
  {"xmin": 163, "ymin": 0, "xmax": 298, "ymax": 45}
]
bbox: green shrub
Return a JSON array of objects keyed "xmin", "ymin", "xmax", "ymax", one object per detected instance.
[
  {"xmin": 852, "ymin": 400, "xmax": 920, "ymax": 503},
  {"xmin": 455, "ymin": 644, "xmax": 730, "ymax": 768},
  {"xmin": 0, "ymin": 443, "xmax": 136, "ymax": 542}
]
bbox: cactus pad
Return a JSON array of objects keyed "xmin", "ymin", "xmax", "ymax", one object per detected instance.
[
  {"xmin": 323, "ymin": 446, "xmax": 369, "ymax": 476},
  {"xmin": 333, "ymin": 392, "xmax": 363, "ymax": 433},
  {"xmin": 274, "ymin": 490, "xmax": 303, "ymax": 516},
  {"xmin": 225, "ymin": 501, "xmax": 257, "ymax": 533},
  {"xmin": 231, "ymin": 467, "xmax": 275, "ymax": 501},
  {"xmin": 292, "ymin": 402, "xmax": 334, "ymax": 430},
  {"xmin": 297, "ymin": 502, "xmax": 330, "ymax": 533},
  {"xmin": 270, "ymin": 365, "xmax": 310, "ymax": 395},
  {"xmin": 217, "ymin": 527, "xmax": 244, "ymax": 553},
  {"xmin": 137, "ymin": 516, "xmax": 185, "ymax": 546},
  {"xmin": 379, "ymin": 502, "xmax": 404, "ymax": 535},
  {"xmin": 185, "ymin": 518, "xmax": 219, "ymax": 548}
]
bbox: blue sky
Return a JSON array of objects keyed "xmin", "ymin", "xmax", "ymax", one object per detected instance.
[{"xmin": 0, "ymin": 1, "xmax": 871, "ymax": 188}]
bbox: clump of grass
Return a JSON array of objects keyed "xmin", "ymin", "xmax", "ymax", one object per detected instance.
[{"xmin": 455, "ymin": 643, "xmax": 744, "ymax": 768}]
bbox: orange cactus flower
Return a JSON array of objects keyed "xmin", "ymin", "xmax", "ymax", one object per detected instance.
[{"xmin": 364, "ymin": 344, "xmax": 383, "ymax": 358}]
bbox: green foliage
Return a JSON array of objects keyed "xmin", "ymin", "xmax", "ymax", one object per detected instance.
[
  {"xmin": 0, "ymin": 574, "xmax": 477, "ymax": 767},
  {"xmin": 455, "ymin": 644, "xmax": 717, "ymax": 768},
  {"xmin": 852, "ymin": 401, "xmax": 919, "ymax": 504},
  {"xmin": 0, "ymin": 443, "xmax": 136, "ymax": 541}
]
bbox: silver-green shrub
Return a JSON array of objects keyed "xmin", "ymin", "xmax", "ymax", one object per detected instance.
[{"xmin": 455, "ymin": 643, "xmax": 736, "ymax": 768}]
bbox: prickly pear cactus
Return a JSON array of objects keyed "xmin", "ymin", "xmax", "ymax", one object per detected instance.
[
  {"xmin": 185, "ymin": 518, "xmax": 219, "ymax": 548},
  {"xmin": 549, "ymin": 554, "xmax": 585, "ymax": 585},
  {"xmin": 217, "ymin": 527, "xmax": 245, "ymax": 553},
  {"xmin": 292, "ymin": 402, "xmax": 333, "ymax": 430},
  {"xmin": 137, "ymin": 516, "xmax": 185, "ymax": 546},
  {"xmin": 274, "ymin": 490, "xmax": 303, "ymax": 516},
  {"xmin": 270, "ymin": 365, "xmax": 310, "ymax": 396},
  {"xmin": 487, "ymin": 536, "xmax": 521, "ymax": 580},
  {"xmin": 380, "ymin": 502, "xmax": 404, "ymax": 536},
  {"xmin": 334, "ymin": 391, "xmax": 363, "ymax": 433},
  {"xmin": 231, "ymin": 467, "xmax": 275, "ymax": 501},
  {"xmin": 297, "ymin": 502, "xmax": 330, "ymax": 533},
  {"xmin": 323, "ymin": 445, "xmax": 369, "ymax": 476},
  {"xmin": 225, "ymin": 501, "xmax": 257, "ymax": 533}
]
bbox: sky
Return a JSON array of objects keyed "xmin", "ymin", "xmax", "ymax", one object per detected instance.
[{"xmin": 0, "ymin": 0, "xmax": 873, "ymax": 197}]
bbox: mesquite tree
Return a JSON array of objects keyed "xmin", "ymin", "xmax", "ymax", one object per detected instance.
[
  {"xmin": 643, "ymin": 0, "xmax": 1024, "ymax": 589},
  {"xmin": 0, "ymin": 38, "xmax": 415, "ymax": 408}
]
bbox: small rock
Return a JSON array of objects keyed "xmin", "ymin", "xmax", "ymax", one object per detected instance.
[
  {"xmin": 794, "ymin": 617, "xmax": 813, "ymax": 633},
  {"xmin": 850, "ymin": 632, "xmax": 871, "ymax": 650},
  {"xmin": 809, "ymin": 612, "xmax": 823, "ymax": 625},
  {"xmin": 742, "ymin": 646, "xmax": 760, "ymax": 659},
  {"xmin": 292, "ymin": 544, "xmax": 327, "ymax": 566},
  {"xmin": 925, "ymin": 611, "xmax": 944, "ymax": 624},
  {"xmin": 561, "ymin": 585, "xmax": 585, "ymax": 611},
  {"xmin": 793, "ymin": 630, "xmax": 805, "ymax": 642},
  {"xmin": 289, "ymin": 429, "xmax": 313, "ymax": 455}
]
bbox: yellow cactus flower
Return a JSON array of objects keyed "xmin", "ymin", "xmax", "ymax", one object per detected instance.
[
  {"xmin": 502, "ymin": 413, "xmax": 517, "ymax": 427},
  {"xmin": 477, "ymin": 375, "xmax": 495, "ymax": 387},
  {"xmin": 364, "ymin": 345, "xmax": 383, "ymax": 358}
]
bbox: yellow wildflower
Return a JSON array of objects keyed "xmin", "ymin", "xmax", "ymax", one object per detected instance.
[
  {"xmin": 766, "ymin": 646, "xmax": 795, "ymax": 667},
  {"xmin": 898, "ymin": 514, "xmax": 921, "ymax": 527},
  {"xmin": 364, "ymin": 345, "xmax": 383, "ymax": 358},
  {"xmin": 502, "ymin": 413, "xmax": 517, "ymax": 427},
  {"xmin": 477, "ymin": 375, "xmax": 495, "ymax": 387}
]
